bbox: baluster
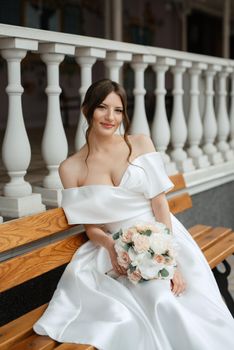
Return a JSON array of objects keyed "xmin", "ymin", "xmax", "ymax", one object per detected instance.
[
  {"xmin": 105, "ymin": 51, "xmax": 131, "ymax": 82},
  {"xmin": 187, "ymin": 63, "xmax": 210, "ymax": 168},
  {"xmin": 0, "ymin": 38, "xmax": 45, "ymax": 218},
  {"xmin": 130, "ymin": 54, "xmax": 155, "ymax": 135},
  {"xmin": 170, "ymin": 60, "xmax": 194, "ymax": 172},
  {"xmin": 216, "ymin": 67, "xmax": 234, "ymax": 160},
  {"xmin": 229, "ymin": 69, "xmax": 234, "ymax": 150},
  {"xmin": 105, "ymin": 51, "xmax": 132, "ymax": 135},
  {"xmin": 75, "ymin": 48, "xmax": 106, "ymax": 151},
  {"xmin": 151, "ymin": 57, "xmax": 177, "ymax": 174},
  {"xmin": 203, "ymin": 64, "xmax": 223, "ymax": 164},
  {"xmin": 33, "ymin": 43, "xmax": 74, "ymax": 206}
]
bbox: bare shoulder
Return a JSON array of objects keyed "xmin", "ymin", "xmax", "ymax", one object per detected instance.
[
  {"xmin": 59, "ymin": 151, "xmax": 84, "ymax": 189},
  {"xmin": 128, "ymin": 134, "xmax": 156, "ymax": 155}
]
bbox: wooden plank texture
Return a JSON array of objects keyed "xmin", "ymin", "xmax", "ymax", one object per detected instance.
[
  {"xmin": 10, "ymin": 334, "xmax": 57, "ymax": 350},
  {"xmin": 195, "ymin": 227, "xmax": 232, "ymax": 251},
  {"xmin": 168, "ymin": 193, "xmax": 192, "ymax": 214},
  {"xmin": 204, "ymin": 233, "xmax": 234, "ymax": 269},
  {"xmin": 0, "ymin": 305, "xmax": 47, "ymax": 350},
  {"xmin": 55, "ymin": 344, "xmax": 96, "ymax": 349},
  {"xmin": 169, "ymin": 174, "xmax": 186, "ymax": 193},
  {"xmin": 188, "ymin": 224, "xmax": 212, "ymax": 239},
  {"xmin": 0, "ymin": 233, "xmax": 88, "ymax": 292},
  {"xmin": 0, "ymin": 208, "xmax": 74, "ymax": 254}
]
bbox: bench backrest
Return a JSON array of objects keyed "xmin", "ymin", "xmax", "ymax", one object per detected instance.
[{"xmin": 0, "ymin": 174, "xmax": 191, "ymax": 293}]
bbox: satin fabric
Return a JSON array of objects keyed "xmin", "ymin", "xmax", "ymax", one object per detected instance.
[{"xmin": 34, "ymin": 152, "xmax": 234, "ymax": 350}]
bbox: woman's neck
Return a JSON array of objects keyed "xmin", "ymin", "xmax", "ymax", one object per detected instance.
[{"xmin": 88, "ymin": 132, "xmax": 122, "ymax": 155}]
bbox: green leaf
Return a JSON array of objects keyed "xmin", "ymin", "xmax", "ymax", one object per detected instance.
[
  {"xmin": 123, "ymin": 243, "xmax": 129, "ymax": 251},
  {"xmin": 160, "ymin": 268, "xmax": 169, "ymax": 278},
  {"xmin": 129, "ymin": 264, "xmax": 136, "ymax": 272},
  {"xmin": 112, "ymin": 231, "xmax": 120, "ymax": 240},
  {"xmin": 142, "ymin": 229, "xmax": 152, "ymax": 236}
]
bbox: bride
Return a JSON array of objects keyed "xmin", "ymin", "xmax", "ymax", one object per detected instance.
[{"xmin": 34, "ymin": 79, "xmax": 234, "ymax": 349}]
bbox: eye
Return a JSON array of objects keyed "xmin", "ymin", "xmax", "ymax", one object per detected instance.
[
  {"xmin": 97, "ymin": 105, "xmax": 106, "ymax": 110},
  {"xmin": 115, "ymin": 109, "xmax": 123, "ymax": 114}
]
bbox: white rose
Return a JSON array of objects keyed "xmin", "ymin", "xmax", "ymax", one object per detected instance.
[
  {"xmin": 149, "ymin": 233, "xmax": 172, "ymax": 254},
  {"xmin": 138, "ymin": 258, "xmax": 163, "ymax": 279}
]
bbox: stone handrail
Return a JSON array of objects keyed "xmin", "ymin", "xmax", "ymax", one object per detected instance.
[{"xmin": 0, "ymin": 23, "xmax": 233, "ymax": 219}]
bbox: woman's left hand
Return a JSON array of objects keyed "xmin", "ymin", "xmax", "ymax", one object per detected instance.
[{"xmin": 170, "ymin": 269, "xmax": 186, "ymax": 296}]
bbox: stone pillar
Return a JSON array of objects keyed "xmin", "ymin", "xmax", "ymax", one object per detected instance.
[
  {"xmin": 33, "ymin": 43, "xmax": 74, "ymax": 206},
  {"xmin": 113, "ymin": 0, "xmax": 122, "ymax": 41},
  {"xmin": 170, "ymin": 60, "xmax": 194, "ymax": 172},
  {"xmin": 187, "ymin": 62, "xmax": 210, "ymax": 168},
  {"xmin": 75, "ymin": 48, "xmax": 106, "ymax": 150},
  {"xmin": 0, "ymin": 38, "xmax": 45, "ymax": 218},
  {"xmin": 216, "ymin": 67, "xmax": 234, "ymax": 160},
  {"xmin": 229, "ymin": 68, "xmax": 234, "ymax": 150},
  {"xmin": 130, "ymin": 54, "xmax": 156, "ymax": 135},
  {"xmin": 203, "ymin": 64, "xmax": 223, "ymax": 164},
  {"xmin": 151, "ymin": 57, "xmax": 177, "ymax": 174}
]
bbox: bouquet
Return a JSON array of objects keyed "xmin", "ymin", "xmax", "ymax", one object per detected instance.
[{"xmin": 111, "ymin": 222, "xmax": 177, "ymax": 284}]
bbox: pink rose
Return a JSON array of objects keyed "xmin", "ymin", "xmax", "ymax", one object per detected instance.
[
  {"xmin": 133, "ymin": 234, "xmax": 150, "ymax": 253},
  {"xmin": 122, "ymin": 228, "xmax": 135, "ymax": 243},
  {"xmin": 117, "ymin": 250, "xmax": 131, "ymax": 269},
  {"xmin": 153, "ymin": 255, "xmax": 165, "ymax": 264},
  {"xmin": 128, "ymin": 269, "xmax": 142, "ymax": 284}
]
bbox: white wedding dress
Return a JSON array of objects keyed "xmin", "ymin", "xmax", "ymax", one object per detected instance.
[{"xmin": 34, "ymin": 152, "xmax": 234, "ymax": 350}]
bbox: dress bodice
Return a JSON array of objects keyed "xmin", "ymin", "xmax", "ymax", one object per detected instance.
[{"xmin": 61, "ymin": 152, "xmax": 174, "ymax": 231}]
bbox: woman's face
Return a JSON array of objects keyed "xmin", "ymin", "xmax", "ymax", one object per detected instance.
[{"xmin": 91, "ymin": 92, "xmax": 123, "ymax": 135}]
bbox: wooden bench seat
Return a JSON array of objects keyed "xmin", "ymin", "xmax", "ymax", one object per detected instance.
[{"xmin": 0, "ymin": 174, "xmax": 233, "ymax": 349}]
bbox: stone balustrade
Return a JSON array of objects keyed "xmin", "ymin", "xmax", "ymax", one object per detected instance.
[{"xmin": 0, "ymin": 24, "xmax": 233, "ymax": 219}]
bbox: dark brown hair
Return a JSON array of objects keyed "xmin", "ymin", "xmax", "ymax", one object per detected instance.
[{"xmin": 81, "ymin": 79, "xmax": 132, "ymax": 167}]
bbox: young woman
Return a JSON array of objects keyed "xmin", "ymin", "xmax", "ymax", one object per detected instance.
[{"xmin": 34, "ymin": 79, "xmax": 234, "ymax": 350}]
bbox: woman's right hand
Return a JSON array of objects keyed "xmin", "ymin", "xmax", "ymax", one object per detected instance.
[{"xmin": 106, "ymin": 239, "xmax": 127, "ymax": 275}]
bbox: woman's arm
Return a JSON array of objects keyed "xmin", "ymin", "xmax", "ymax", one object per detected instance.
[
  {"xmin": 151, "ymin": 193, "xmax": 186, "ymax": 296},
  {"xmin": 151, "ymin": 193, "xmax": 172, "ymax": 232},
  {"xmin": 84, "ymin": 224, "xmax": 126, "ymax": 275}
]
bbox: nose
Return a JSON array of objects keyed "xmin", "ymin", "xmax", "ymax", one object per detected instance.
[{"xmin": 105, "ymin": 107, "xmax": 114, "ymax": 121}]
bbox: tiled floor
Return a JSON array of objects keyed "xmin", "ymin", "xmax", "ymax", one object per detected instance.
[{"xmin": 0, "ymin": 127, "xmax": 233, "ymax": 305}]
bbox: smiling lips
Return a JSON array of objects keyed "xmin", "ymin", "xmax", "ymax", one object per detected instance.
[{"xmin": 100, "ymin": 123, "xmax": 115, "ymax": 128}]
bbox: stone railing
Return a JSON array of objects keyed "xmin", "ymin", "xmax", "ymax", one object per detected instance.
[{"xmin": 0, "ymin": 24, "xmax": 233, "ymax": 219}]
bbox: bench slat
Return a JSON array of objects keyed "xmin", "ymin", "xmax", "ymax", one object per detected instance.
[
  {"xmin": 55, "ymin": 344, "xmax": 96, "ymax": 349},
  {"xmin": 0, "ymin": 305, "xmax": 47, "ymax": 350},
  {"xmin": 0, "ymin": 208, "xmax": 72, "ymax": 254},
  {"xmin": 195, "ymin": 227, "xmax": 232, "ymax": 251},
  {"xmin": 168, "ymin": 174, "xmax": 186, "ymax": 193},
  {"xmin": 188, "ymin": 224, "xmax": 212, "ymax": 239},
  {"xmin": 10, "ymin": 334, "xmax": 57, "ymax": 350},
  {"xmin": 168, "ymin": 193, "xmax": 192, "ymax": 214},
  {"xmin": 0, "ymin": 233, "xmax": 88, "ymax": 292},
  {"xmin": 204, "ymin": 233, "xmax": 234, "ymax": 269}
]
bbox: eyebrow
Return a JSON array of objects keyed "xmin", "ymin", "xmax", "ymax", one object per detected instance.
[{"xmin": 100, "ymin": 103, "xmax": 123, "ymax": 109}]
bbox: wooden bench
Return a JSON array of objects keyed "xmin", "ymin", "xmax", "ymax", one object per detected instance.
[{"xmin": 0, "ymin": 174, "xmax": 233, "ymax": 350}]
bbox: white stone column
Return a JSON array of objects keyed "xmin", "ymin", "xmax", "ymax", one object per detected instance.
[
  {"xmin": 0, "ymin": 38, "xmax": 45, "ymax": 218},
  {"xmin": 105, "ymin": 51, "xmax": 132, "ymax": 82},
  {"xmin": 216, "ymin": 67, "xmax": 234, "ymax": 160},
  {"xmin": 202, "ymin": 64, "xmax": 223, "ymax": 164},
  {"xmin": 170, "ymin": 60, "xmax": 194, "ymax": 172},
  {"xmin": 187, "ymin": 63, "xmax": 210, "ymax": 168},
  {"xmin": 151, "ymin": 57, "xmax": 177, "ymax": 175},
  {"xmin": 229, "ymin": 68, "xmax": 234, "ymax": 150},
  {"xmin": 105, "ymin": 51, "xmax": 132, "ymax": 135},
  {"xmin": 75, "ymin": 48, "xmax": 106, "ymax": 151},
  {"xmin": 130, "ymin": 54, "xmax": 156, "ymax": 135},
  {"xmin": 33, "ymin": 43, "xmax": 74, "ymax": 206}
]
